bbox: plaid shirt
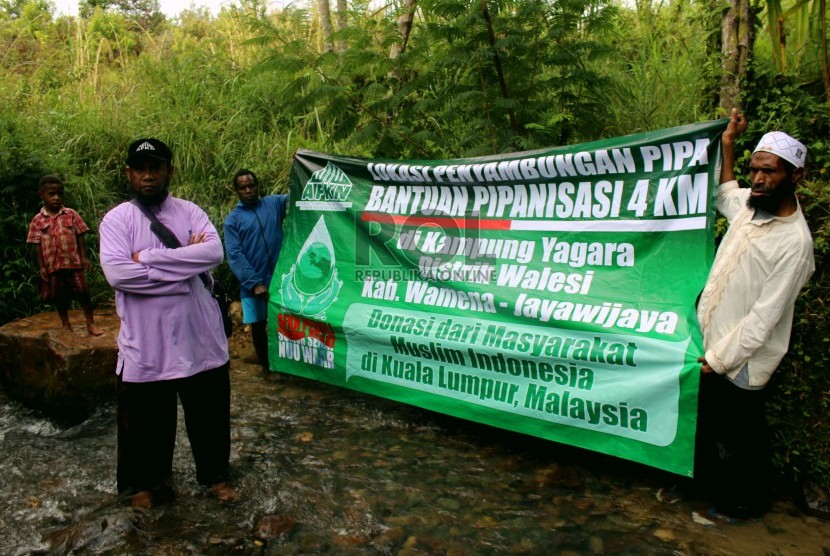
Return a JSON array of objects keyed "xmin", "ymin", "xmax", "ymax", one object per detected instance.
[{"xmin": 26, "ymin": 207, "xmax": 89, "ymax": 274}]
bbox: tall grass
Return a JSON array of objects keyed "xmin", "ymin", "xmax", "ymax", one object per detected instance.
[{"xmin": 590, "ymin": 1, "xmax": 716, "ymax": 135}]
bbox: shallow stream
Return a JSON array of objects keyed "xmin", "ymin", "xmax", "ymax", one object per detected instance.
[{"xmin": 1, "ymin": 334, "xmax": 829, "ymax": 555}]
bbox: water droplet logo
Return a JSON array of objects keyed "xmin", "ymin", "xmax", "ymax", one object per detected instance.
[
  {"xmin": 295, "ymin": 242, "xmax": 332, "ymax": 295},
  {"xmin": 281, "ymin": 216, "xmax": 343, "ymax": 319}
]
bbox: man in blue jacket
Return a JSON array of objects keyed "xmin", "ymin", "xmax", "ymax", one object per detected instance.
[{"xmin": 224, "ymin": 169, "xmax": 289, "ymax": 373}]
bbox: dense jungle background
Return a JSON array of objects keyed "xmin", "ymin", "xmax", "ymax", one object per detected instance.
[{"xmin": 1, "ymin": 0, "xmax": 828, "ymax": 491}]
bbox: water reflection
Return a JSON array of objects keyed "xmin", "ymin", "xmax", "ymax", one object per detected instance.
[{"xmin": 1, "ymin": 350, "xmax": 827, "ymax": 555}]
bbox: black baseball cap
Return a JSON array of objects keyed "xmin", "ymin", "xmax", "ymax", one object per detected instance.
[{"xmin": 126, "ymin": 138, "xmax": 173, "ymax": 165}]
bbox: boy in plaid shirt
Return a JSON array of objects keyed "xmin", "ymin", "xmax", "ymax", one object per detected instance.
[{"xmin": 27, "ymin": 175, "xmax": 102, "ymax": 336}]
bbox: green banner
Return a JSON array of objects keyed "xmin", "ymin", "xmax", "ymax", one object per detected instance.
[{"xmin": 268, "ymin": 119, "xmax": 728, "ymax": 476}]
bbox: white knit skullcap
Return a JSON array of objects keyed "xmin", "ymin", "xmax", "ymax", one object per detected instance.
[{"xmin": 753, "ymin": 131, "xmax": 807, "ymax": 168}]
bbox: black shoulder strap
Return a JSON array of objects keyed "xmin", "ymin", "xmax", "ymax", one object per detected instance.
[
  {"xmin": 130, "ymin": 199, "xmax": 181, "ymax": 248},
  {"xmin": 130, "ymin": 199, "xmax": 211, "ymax": 289}
]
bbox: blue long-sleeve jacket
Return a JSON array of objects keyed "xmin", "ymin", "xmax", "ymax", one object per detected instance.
[{"xmin": 224, "ymin": 195, "xmax": 289, "ymax": 298}]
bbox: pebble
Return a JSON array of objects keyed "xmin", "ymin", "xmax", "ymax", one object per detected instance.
[{"xmin": 253, "ymin": 515, "xmax": 298, "ymax": 540}]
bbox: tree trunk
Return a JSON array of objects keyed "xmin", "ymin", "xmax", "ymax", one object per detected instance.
[
  {"xmin": 480, "ymin": 0, "xmax": 518, "ymax": 133},
  {"xmin": 318, "ymin": 0, "xmax": 334, "ymax": 52},
  {"xmin": 390, "ymin": 0, "xmax": 417, "ymax": 59},
  {"xmin": 719, "ymin": 0, "xmax": 754, "ymax": 111},
  {"xmin": 822, "ymin": 0, "xmax": 830, "ymax": 107},
  {"xmin": 335, "ymin": 0, "xmax": 347, "ymax": 53}
]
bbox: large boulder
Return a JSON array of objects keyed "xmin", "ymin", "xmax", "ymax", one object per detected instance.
[{"xmin": 0, "ymin": 310, "xmax": 119, "ymax": 423}]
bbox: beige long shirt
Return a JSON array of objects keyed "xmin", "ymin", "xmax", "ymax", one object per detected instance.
[{"xmin": 696, "ymin": 180, "xmax": 814, "ymax": 388}]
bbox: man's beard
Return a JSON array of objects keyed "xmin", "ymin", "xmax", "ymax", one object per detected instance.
[
  {"xmin": 746, "ymin": 178, "xmax": 795, "ymax": 214},
  {"xmin": 133, "ymin": 182, "xmax": 170, "ymax": 206}
]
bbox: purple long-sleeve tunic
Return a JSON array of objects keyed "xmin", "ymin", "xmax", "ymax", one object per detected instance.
[{"xmin": 99, "ymin": 196, "xmax": 229, "ymax": 383}]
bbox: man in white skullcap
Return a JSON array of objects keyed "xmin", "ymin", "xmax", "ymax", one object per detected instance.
[{"xmin": 693, "ymin": 109, "xmax": 815, "ymax": 521}]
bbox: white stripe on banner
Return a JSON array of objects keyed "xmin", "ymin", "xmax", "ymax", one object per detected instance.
[{"xmin": 510, "ymin": 217, "xmax": 707, "ymax": 233}]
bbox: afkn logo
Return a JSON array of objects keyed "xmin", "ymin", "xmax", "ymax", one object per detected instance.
[{"xmin": 300, "ymin": 163, "xmax": 353, "ymax": 207}]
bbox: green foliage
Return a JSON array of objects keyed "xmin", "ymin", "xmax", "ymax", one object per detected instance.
[
  {"xmin": 590, "ymin": 0, "xmax": 715, "ymax": 135},
  {"xmin": 770, "ymin": 179, "xmax": 830, "ymax": 485},
  {"xmin": 251, "ymin": 0, "xmax": 617, "ymax": 158},
  {"xmin": 0, "ymin": 107, "xmax": 68, "ymax": 321},
  {"xmin": 80, "ymin": 0, "xmax": 165, "ymax": 31},
  {"xmin": 758, "ymin": 0, "xmax": 826, "ymax": 81}
]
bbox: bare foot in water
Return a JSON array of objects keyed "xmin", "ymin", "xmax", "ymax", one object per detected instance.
[
  {"xmin": 210, "ymin": 482, "xmax": 239, "ymax": 502},
  {"xmin": 87, "ymin": 324, "xmax": 103, "ymax": 336},
  {"xmin": 130, "ymin": 490, "xmax": 153, "ymax": 509}
]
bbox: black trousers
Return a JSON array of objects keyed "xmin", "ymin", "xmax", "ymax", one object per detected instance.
[
  {"xmin": 251, "ymin": 320, "xmax": 269, "ymax": 370},
  {"xmin": 694, "ymin": 371, "xmax": 772, "ymax": 518},
  {"xmin": 117, "ymin": 362, "xmax": 231, "ymax": 493}
]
